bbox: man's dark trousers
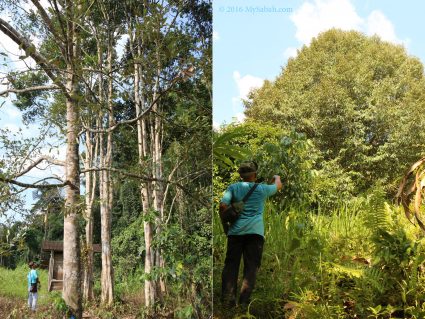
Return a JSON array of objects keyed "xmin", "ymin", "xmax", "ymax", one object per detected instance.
[{"xmin": 221, "ymin": 234, "xmax": 264, "ymax": 306}]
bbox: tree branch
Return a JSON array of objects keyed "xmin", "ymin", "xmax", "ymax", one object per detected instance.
[
  {"xmin": 14, "ymin": 156, "xmax": 65, "ymax": 178},
  {"xmin": 0, "ymin": 85, "xmax": 60, "ymax": 96},
  {"xmin": 81, "ymin": 80, "xmax": 176, "ymax": 134},
  {"xmin": 30, "ymin": 0, "xmax": 66, "ymax": 54},
  {"xmin": 80, "ymin": 167, "xmax": 210, "ymax": 207},
  {"xmin": 0, "ymin": 176, "xmax": 68, "ymax": 189},
  {"xmin": 80, "ymin": 167, "xmax": 159, "ymax": 182},
  {"xmin": 0, "ymin": 18, "xmax": 71, "ymax": 100}
]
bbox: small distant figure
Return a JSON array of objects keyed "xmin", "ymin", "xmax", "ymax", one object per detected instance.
[
  {"xmin": 219, "ymin": 161, "xmax": 282, "ymax": 307},
  {"xmin": 27, "ymin": 261, "xmax": 40, "ymax": 312}
]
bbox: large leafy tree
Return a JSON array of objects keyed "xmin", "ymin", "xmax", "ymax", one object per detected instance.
[{"xmin": 246, "ymin": 29, "xmax": 425, "ymax": 193}]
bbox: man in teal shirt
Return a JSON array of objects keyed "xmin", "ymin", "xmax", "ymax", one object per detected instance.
[
  {"xmin": 27, "ymin": 261, "xmax": 40, "ymax": 311},
  {"xmin": 220, "ymin": 162, "xmax": 282, "ymax": 306}
]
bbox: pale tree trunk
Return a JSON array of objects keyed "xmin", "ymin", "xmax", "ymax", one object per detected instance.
[
  {"xmin": 63, "ymin": 66, "xmax": 82, "ymax": 319},
  {"xmin": 129, "ymin": 28, "xmax": 157, "ymax": 305},
  {"xmin": 151, "ymin": 54, "xmax": 166, "ymax": 296},
  {"xmin": 82, "ymin": 128, "xmax": 97, "ymax": 302},
  {"xmin": 100, "ymin": 35, "xmax": 114, "ymax": 305},
  {"xmin": 63, "ymin": 2, "xmax": 82, "ymax": 316},
  {"xmin": 128, "ymin": 12, "xmax": 173, "ymax": 306}
]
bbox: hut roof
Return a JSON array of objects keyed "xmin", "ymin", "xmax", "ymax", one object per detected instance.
[{"xmin": 41, "ymin": 240, "xmax": 101, "ymax": 253}]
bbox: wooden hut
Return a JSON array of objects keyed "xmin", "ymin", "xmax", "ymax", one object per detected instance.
[{"xmin": 41, "ymin": 240, "xmax": 101, "ymax": 291}]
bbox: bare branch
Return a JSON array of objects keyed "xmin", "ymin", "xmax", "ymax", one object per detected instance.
[
  {"xmin": 50, "ymin": 0, "xmax": 68, "ymax": 45},
  {"xmin": 80, "ymin": 167, "xmax": 209, "ymax": 207},
  {"xmin": 82, "ymin": 80, "xmax": 177, "ymax": 134},
  {"xmin": 15, "ymin": 156, "xmax": 65, "ymax": 178},
  {"xmin": 80, "ymin": 167, "xmax": 158, "ymax": 182},
  {"xmin": 0, "ymin": 85, "xmax": 60, "ymax": 96},
  {"xmin": 0, "ymin": 176, "xmax": 67, "ymax": 189},
  {"xmin": 0, "ymin": 18, "xmax": 71, "ymax": 100}
]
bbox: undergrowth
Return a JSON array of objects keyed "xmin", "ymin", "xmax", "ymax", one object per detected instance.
[{"xmin": 213, "ymin": 191, "xmax": 425, "ymax": 318}]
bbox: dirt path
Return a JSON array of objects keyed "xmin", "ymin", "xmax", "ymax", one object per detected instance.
[
  {"xmin": 0, "ymin": 296, "xmax": 21, "ymax": 318},
  {"xmin": 0, "ymin": 296, "xmax": 62, "ymax": 319},
  {"xmin": 0, "ymin": 294, "xmax": 173, "ymax": 319}
]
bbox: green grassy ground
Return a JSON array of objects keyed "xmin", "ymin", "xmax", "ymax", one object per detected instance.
[{"xmin": 0, "ymin": 264, "xmax": 50, "ymax": 304}]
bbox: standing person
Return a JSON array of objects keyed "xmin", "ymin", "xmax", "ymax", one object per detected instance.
[
  {"xmin": 27, "ymin": 261, "xmax": 40, "ymax": 312},
  {"xmin": 219, "ymin": 161, "xmax": 282, "ymax": 307}
]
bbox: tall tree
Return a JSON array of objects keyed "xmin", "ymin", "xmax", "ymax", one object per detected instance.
[
  {"xmin": 1, "ymin": 0, "xmax": 212, "ymax": 315},
  {"xmin": 0, "ymin": 0, "xmax": 85, "ymax": 316},
  {"xmin": 245, "ymin": 29, "xmax": 425, "ymax": 193}
]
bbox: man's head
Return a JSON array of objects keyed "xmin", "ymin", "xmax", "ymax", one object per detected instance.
[
  {"xmin": 238, "ymin": 161, "xmax": 258, "ymax": 181},
  {"xmin": 28, "ymin": 261, "xmax": 36, "ymax": 269}
]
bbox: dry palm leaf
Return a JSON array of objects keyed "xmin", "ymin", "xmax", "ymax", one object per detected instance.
[{"xmin": 396, "ymin": 157, "xmax": 425, "ymax": 230}]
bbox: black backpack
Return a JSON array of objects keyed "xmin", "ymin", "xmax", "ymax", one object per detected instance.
[{"xmin": 219, "ymin": 183, "xmax": 259, "ymax": 234}]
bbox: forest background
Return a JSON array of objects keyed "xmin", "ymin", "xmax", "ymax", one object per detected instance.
[{"xmin": 0, "ymin": 0, "xmax": 211, "ymax": 318}]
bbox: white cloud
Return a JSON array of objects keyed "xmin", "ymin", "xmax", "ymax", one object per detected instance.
[
  {"xmin": 235, "ymin": 112, "xmax": 246, "ymax": 123},
  {"xmin": 230, "ymin": 72, "xmax": 263, "ymax": 124},
  {"xmin": 213, "ymin": 31, "xmax": 220, "ymax": 41},
  {"xmin": 291, "ymin": 0, "xmax": 363, "ymax": 45},
  {"xmin": 233, "ymin": 71, "xmax": 264, "ymax": 100},
  {"xmin": 231, "ymin": 96, "xmax": 240, "ymax": 109},
  {"xmin": 366, "ymin": 10, "xmax": 401, "ymax": 44},
  {"xmin": 283, "ymin": 47, "xmax": 298, "ymax": 60},
  {"xmin": 290, "ymin": 0, "xmax": 405, "ymax": 46}
]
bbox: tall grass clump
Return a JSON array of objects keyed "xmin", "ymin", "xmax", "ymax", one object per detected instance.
[{"xmin": 0, "ymin": 263, "xmax": 49, "ymax": 304}]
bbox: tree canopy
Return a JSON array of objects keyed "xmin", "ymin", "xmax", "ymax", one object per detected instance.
[{"xmin": 245, "ymin": 29, "xmax": 425, "ymax": 193}]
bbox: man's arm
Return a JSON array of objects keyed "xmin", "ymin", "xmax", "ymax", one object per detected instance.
[
  {"xmin": 272, "ymin": 175, "xmax": 282, "ymax": 191},
  {"xmin": 35, "ymin": 270, "xmax": 40, "ymax": 287}
]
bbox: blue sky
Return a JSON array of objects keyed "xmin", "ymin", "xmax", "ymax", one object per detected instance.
[{"xmin": 213, "ymin": 0, "xmax": 425, "ymax": 127}]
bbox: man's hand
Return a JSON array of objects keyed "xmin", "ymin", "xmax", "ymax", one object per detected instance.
[{"xmin": 272, "ymin": 175, "xmax": 282, "ymax": 191}]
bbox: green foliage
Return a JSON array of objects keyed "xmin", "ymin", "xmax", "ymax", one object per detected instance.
[
  {"xmin": 214, "ymin": 188, "xmax": 425, "ymax": 318},
  {"xmin": 362, "ymin": 190, "xmax": 425, "ymax": 308},
  {"xmin": 7, "ymin": 71, "xmax": 50, "ymax": 124},
  {"xmin": 111, "ymin": 214, "xmax": 144, "ymax": 282},
  {"xmin": 154, "ymin": 211, "xmax": 212, "ymax": 317},
  {"xmin": 112, "ymin": 180, "xmax": 142, "ymax": 236},
  {"xmin": 246, "ymin": 29, "xmax": 425, "ymax": 193},
  {"xmin": 310, "ymin": 159, "xmax": 356, "ymax": 211},
  {"xmin": 213, "ymin": 127, "xmax": 252, "ymax": 169},
  {"xmin": 51, "ymin": 291, "xmax": 68, "ymax": 314},
  {"xmin": 214, "ymin": 121, "xmax": 316, "ymax": 210}
]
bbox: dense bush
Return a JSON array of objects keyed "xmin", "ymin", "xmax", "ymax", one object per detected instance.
[{"xmin": 213, "ymin": 187, "xmax": 425, "ymax": 318}]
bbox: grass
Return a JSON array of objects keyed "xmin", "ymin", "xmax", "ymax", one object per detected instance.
[
  {"xmin": 213, "ymin": 195, "xmax": 425, "ymax": 318},
  {"xmin": 0, "ymin": 263, "xmax": 50, "ymax": 304},
  {"xmin": 0, "ymin": 264, "xmax": 64, "ymax": 319},
  {"xmin": 0, "ymin": 263, "xmax": 202, "ymax": 318}
]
